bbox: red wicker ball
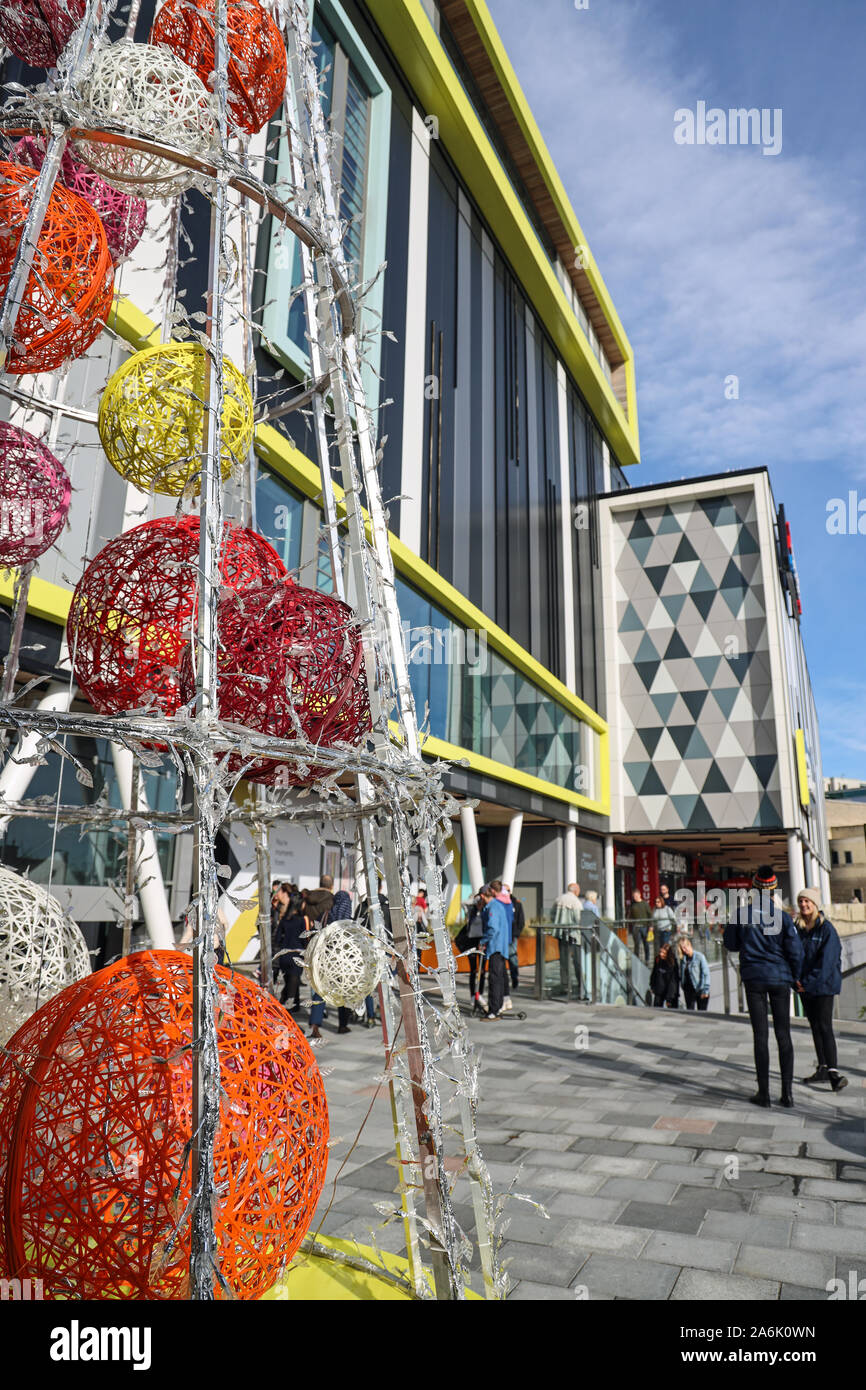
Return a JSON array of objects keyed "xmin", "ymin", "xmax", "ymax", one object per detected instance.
[
  {"xmin": 0, "ymin": 162, "xmax": 114, "ymax": 375},
  {"xmin": 67, "ymin": 516, "xmax": 286, "ymax": 718},
  {"xmin": 151, "ymin": 0, "xmax": 287, "ymax": 135},
  {"xmin": 0, "ymin": 422, "xmax": 71, "ymax": 567},
  {"xmin": 182, "ymin": 578, "xmax": 372, "ymax": 785},
  {"xmin": 0, "ymin": 951, "xmax": 329, "ymax": 1300},
  {"xmin": 13, "ymin": 136, "xmax": 147, "ymax": 264},
  {"xmin": 0, "ymin": 0, "xmax": 86, "ymax": 69}
]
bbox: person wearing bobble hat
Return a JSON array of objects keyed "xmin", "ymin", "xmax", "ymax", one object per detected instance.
[
  {"xmin": 795, "ymin": 887, "xmax": 848, "ymax": 1092},
  {"xmin": 723, "ymin": 865, "xmax": 803, "ymax": 1109}
]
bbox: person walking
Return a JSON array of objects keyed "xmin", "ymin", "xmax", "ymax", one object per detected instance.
[
  {"xmin": 506, "ymin": 884, "xmax": 525, "ymax": 990},
  {"xmin": 479, "ymin": 885, "xmax": 510, "ymax": 1020},
  {"xmin": 459, "ymin": 892, "xmax": 486, "ymax": 1003},
  {"xmin": 651, "ymin": 894, "xmax": 677, "ymax": 954},
  {"xmin": 650, "ymin": 941, "xmax": 680, "ymax": 1008},
  {"xmin": 303, "ymin": 875, "xmax": 335, "ymax": 1045},
  {"xmin": 678, "ymin": 934, "xmax": 710, "ymax": 1010},
  {"xmin": 795, "ymin": 887, "xmax": 848, "ymax": 1091},
  {"xmin": 627, "ymin": 890, "xmax": 652, "ymax": 965},
  {"xmin": 554, "ymin": 881, "xmax": 583, "ymax": 997},
  {"xmin": 274, "ymin": 891, "xmax": 309, "ymax": 1010},
  {"xmin": 326, "ymin": 887, "xmax": 355, "ymax": 1034},
  {"xmin": 488, "ymin": 880, "xmax": 515, "ymax": 1010},
  {"xmin": 723, "ymin": 865, "xmax": 803, "ymax": 1108}
]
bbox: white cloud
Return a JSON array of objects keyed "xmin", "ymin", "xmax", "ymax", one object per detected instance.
[{"xmin": 487, "ymin": 0, "xmax": 866, "ymax": 480}]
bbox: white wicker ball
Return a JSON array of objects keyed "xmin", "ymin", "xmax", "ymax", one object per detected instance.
[
  {"xmin": 75, "ymin": 40, "xmax": 215, "ymax": 199},
  {"xmin": 0, "ymin": 865, "xmax": 91, "ymax": 1042},
  {"xmin": 304, "ymin": 919, "xmax": 383, "ymax": 1010}
]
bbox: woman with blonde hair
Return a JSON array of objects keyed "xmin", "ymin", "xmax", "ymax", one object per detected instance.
[{"xmin": 795, "ymin": 887, "xmax": 847, "ymax": 1091}]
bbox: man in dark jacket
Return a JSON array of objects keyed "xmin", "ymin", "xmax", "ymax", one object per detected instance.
[
  {"xmin": 723, "ymin": 865, "xmax": 803, "ymax": 1107},
  {"xmin": 627, "ymin": 891, "xmax": 652, "ymax": 964}
]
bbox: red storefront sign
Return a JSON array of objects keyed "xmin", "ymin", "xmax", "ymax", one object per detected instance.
[{"xmin": 636, "ymin": 846, "xmax": 659, "ymax": 906}]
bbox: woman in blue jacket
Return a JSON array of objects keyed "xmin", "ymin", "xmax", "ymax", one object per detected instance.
[
  {"xmin": 795, "ymin": 887, "xmax": 847, "ymax": 1092},
  {"xmin": 722, "ymin": 865, "xmax": 803, "ymax": 1108}
]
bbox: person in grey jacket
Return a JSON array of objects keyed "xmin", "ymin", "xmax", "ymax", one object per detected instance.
[{"xmin": 677, "ymin": 935, "xmax": 710, "ymax": 1010}]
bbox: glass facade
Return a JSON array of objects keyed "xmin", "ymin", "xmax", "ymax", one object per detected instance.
[
  {"xmin": 1, "ymin": 740, "xmax": 176, "ymax": 888},
  {"xmin": 396, "ymin": 577, "xmax": 593, "ymax": 795}
]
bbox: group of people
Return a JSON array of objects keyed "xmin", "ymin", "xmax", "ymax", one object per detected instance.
[
  {"xmin": 457, "ymin": 880, "xmax": 524, "ymax": 1019},
  {"xmin": 626, "ymin": 884, "xmax": 681, "ymax": 964},
  {"xmin": 269, "ymin": 874, "xmax": 387, "ymax": 1046},
  {"xmin": 723, "ymin": 868, "xmax": 847, "ymax": 1104}
]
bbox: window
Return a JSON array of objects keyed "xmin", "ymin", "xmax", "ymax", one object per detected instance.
[
  {"xmin": 831, "ymin": 849, "xmax": 839, "ymax": 866},
  {"xmin": 262, "ymin": 1, "xmax": 391, "ymax": 389},
  {"xmin": 396, "ymin": 576, "xmax": 599, "ymax": 800},
  {"xmin": 845, "ymin": 851, "xmax": 854, "ymax": 865}
]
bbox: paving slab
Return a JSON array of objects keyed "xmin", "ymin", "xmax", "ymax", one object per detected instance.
[
  {"xmin": 734, "ymin": 1243, "xmax": 835, "ymax": 1289},
  {"xmin": 701, "ymin": 1210, "xmax": 792, "ymax": 1248},
  {"xmin": 641, "ymin": 1231, "xmax": 739, "ymax": 1272},
  {"xmin": 499, "ymin": 1240, "xmax": 589, "ymax": 1288},
  {"xmin": 671, "ymin": 1268, "xmax": 780, "ymax": 1300},
  {"xmin": 617, "ymin": 1201, "xmax": 703, "ymax": 1234},
  {"xmin": 580, "ymin": 1253, "xmax": 678, "ymax": 1301}
]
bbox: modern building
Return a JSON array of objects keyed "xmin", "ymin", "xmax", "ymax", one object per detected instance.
[
  {"xmin": 827, "ymin": 801, "xmax": 866, "ymax": 904},
  {"xmin": 599, "ymin": 469, "xmax": 831, "ymax": 914},
  {"xmin": 0, "ymin": 0, "xmax": 832, "ymax": 946}
]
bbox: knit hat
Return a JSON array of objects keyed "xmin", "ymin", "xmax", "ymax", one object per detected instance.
[
  {"xmin": 796, "ymin": 885, "xmax": 823, "ymax": 913},
  {"xmin": 753, "ymin": 865, "xmax": 778, "ymax": 891}
]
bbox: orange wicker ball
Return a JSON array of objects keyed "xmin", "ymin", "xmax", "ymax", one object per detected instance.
[
  {"xmin": 151, "ymin": 0, "xmax": 287, "ymax": 136},
  {"xmin": 0, "ymin": 951, "xmax": 329, "ymax": 1300},
  {"xmin": 0, "ymin": 162, "xmax": 114, "ymax": 375}
]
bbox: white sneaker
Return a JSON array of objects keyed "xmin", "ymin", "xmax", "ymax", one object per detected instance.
[{"xmin": 502, "ymin": 997, "xmax": 513, "ymax": 1012}]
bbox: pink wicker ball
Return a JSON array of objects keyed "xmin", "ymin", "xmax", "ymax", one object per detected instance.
[
  {"xmin": 13, "ymin": 136, "xmax": 147, "ymax": 264},
  {"xmin": 0, "ymin": 422, "xmax": 71, "ymax": 568},
  {"xmin": 0, "ymin": 0, "xmax": 86, "ymax": 69},
  {"xmin": 180, "ymin": 579, "xmax": 372, "ymax": 785}
]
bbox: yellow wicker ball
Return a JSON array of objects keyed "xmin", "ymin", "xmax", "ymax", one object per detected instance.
[{"xmin": 98, "ymin": 343, "xmax": 254, "ymax": 497}]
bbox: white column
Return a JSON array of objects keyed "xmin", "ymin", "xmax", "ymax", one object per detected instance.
[
  {"xmin": 0, "ymin": 683, "xmax": 74, "ymax": 827},
  {"xmin": 459, "ymin": 805, "xmax": 484, "ymax": 893},
  {"xmin": 803, "ymin": 849, "xmax": 815, "ymax": 887},
  {"xmin": 502, "ymin": 812, "xmax": 523, "ymax": 888},
  {"xmin": 604, "ymin": 834, "xmax": 616, "ymax": 920},
  {"xmin": 398, "ymin": 107, "xmax": 431, "ymax": 555},
  {"xmin": 564, "ymin": 825, "xmax": 577, "ymax": 885},
  {"xmin": 787, "ymin": 831, "xmax": 805, "ymax": 902},
  {"xmin": 110, "ymin": 744, "xmax": 175, "ymax": 949}
]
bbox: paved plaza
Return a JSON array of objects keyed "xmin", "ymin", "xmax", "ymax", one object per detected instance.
[{"xmin": 308, "ymin": 991, "xmax": 866, "ymax": 1300}]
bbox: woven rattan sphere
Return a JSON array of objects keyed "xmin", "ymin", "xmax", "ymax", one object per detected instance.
[
  {"xmin": 13, "ymin": 135, "xmax": 147, "ymax": 263},
  {"xmin": 0, "ymin": 422, "xmax": 71, "ymax": 568},
  {"xmin": 151, "ymin": 0, "xmax": 287, "ymax": 136},
  {"xmin": 0, "ymin": 161, "xmax": 114, "ymax": 374},
  {"xmin": 0, "ymin": 0, "xmax": 86, "ymax": 69},
  {"xmin": 76, "ymin": 40, "xmax": 215, "ymax": 199},
  {"xmin": 0, "ymin": 866, "xmax": 90, "ymax": 1044},
  {"xmin": 68, "ymin": 516, "xmax": 286, "ymax": 717},
  {"xmin": 180, "ymin": 579, "xmax": 372, "ymax": 785},
  {"xmin": 99, "ymin": 343, "xmax": 254, "ymax": 496},
  {"xmin": 0, "ymin": 951, "xmax": 329, "ymax": 1299},
  {"xmin": 305, "ymin": 920, "xmax": 382, "ymax": 1010}
]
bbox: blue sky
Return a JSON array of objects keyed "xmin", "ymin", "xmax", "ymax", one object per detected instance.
[{"xmin": 486, "ymin": 0, "xmax": 866, "ymax": 779}]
